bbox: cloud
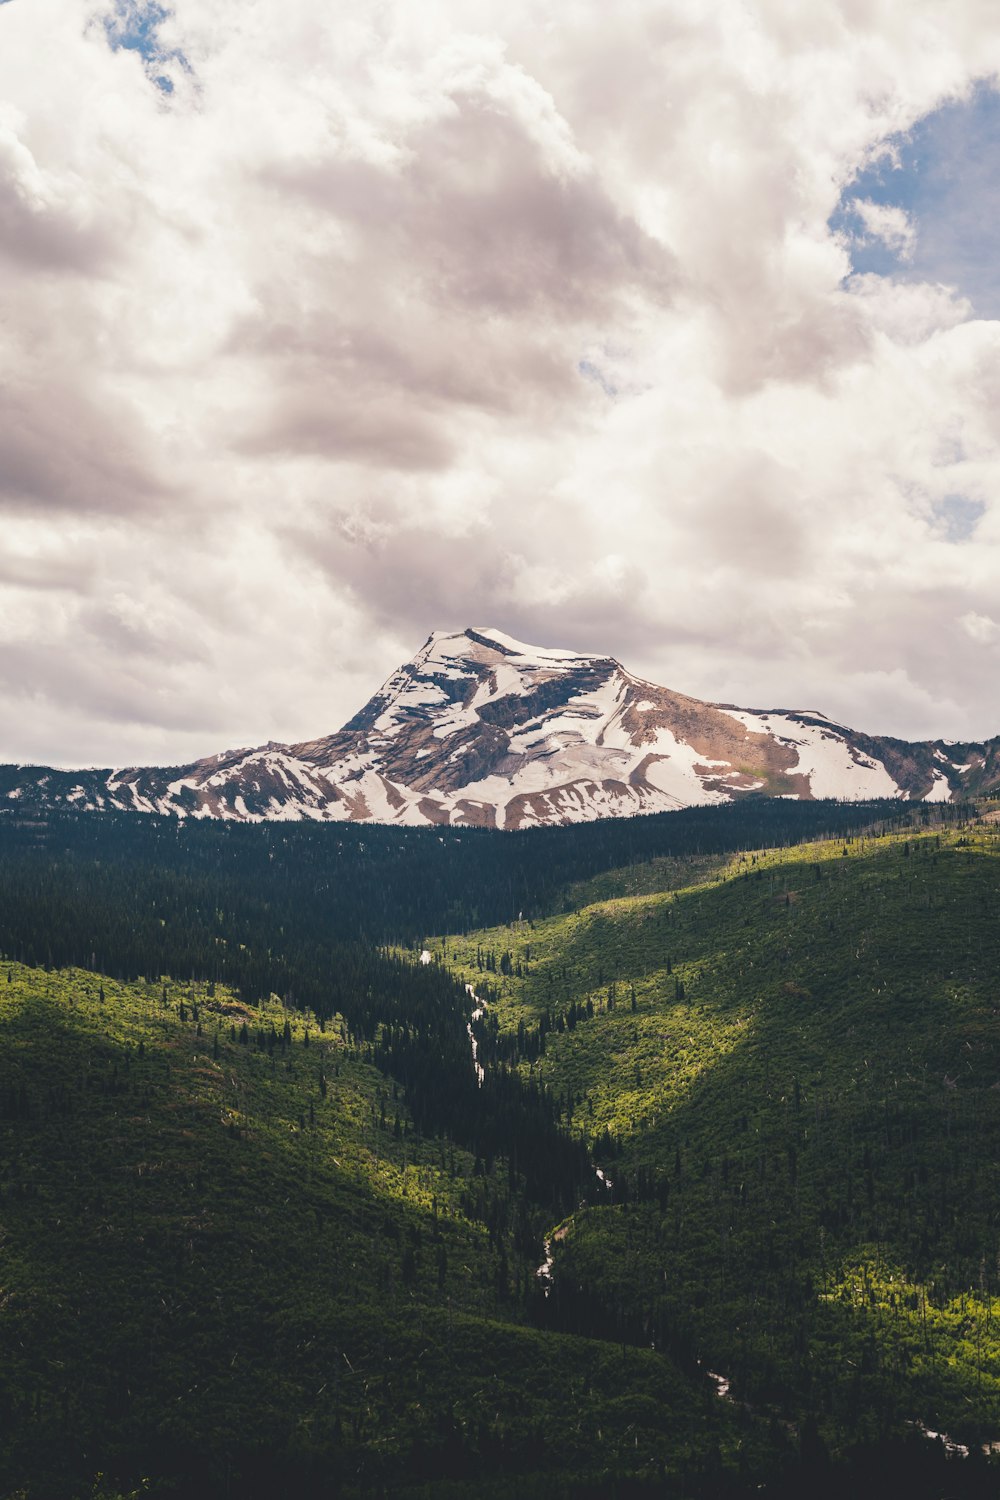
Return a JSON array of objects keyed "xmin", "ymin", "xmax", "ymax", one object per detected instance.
[
  {"xmin": 1, "ymin": 0, "xmax": 1000, "ymax": 767},
  {"xmin": 960, "ymin": 610, "xmax": 999, "ymax": 644},
  {"xmin": 835, "ymin": 81, "xmax": 1000, "ymax": 319},
  {"xmin": 848, "ymin": 197, "xmax": 917, "ymax": 260}
]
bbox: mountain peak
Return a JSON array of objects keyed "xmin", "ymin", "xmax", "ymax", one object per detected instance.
[
  {"xmin": 421, "ymin": 626, "xmax": 596, "ymax": 665},
  {"xmin": 1, "ymin": 628, "xmax": 994, "ymax": 826}
]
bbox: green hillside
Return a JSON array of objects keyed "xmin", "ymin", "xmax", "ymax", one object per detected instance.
[
  {"xmin": 4, "ymin": 801, "xmax": 1000, "ymax": 1497},
  {"xmin": 434, "ymin": 814, "xmax": 1000, "ymax": 1465},
  {"xmin": 0, "ymin": 964, "xmax": 730, "ymax": 1499}
]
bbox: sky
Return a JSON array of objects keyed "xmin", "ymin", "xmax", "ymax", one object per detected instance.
[{"xmin": 2, "ymin": 1, "xmax": 1000, "ymax": 768}]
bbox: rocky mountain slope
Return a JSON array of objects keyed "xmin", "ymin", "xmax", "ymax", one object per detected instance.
[{"xmin": 2, "ymin": 627, "xmax": 997, "ymax": 827}]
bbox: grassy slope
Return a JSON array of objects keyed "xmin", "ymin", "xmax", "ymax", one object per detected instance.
[
  {"xmin": 436, "ymin": 816, "xmax": 1000, "ymax": 1453},
  {"xmin": 0, "ymin": 965, "xmax": 728, "ymax": 1500}
]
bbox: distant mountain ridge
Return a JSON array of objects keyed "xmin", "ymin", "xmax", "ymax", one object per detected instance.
[{"xmin": 2, "ymin": 626, "xmax": 997, "ymax": 826}]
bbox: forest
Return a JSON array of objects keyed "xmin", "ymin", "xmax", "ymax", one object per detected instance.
[
  {"xmin": 442, "ymin": 816, "xmax": 1000, "ymax": 1446},
  {"xmin": 1, "ymin": 796, "xmax": 999, "ymax": 1497}
]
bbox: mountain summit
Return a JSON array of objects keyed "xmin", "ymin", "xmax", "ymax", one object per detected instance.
[{"xmin": 2, "ymin": 627, "xmax": 996, "ymax": 826}]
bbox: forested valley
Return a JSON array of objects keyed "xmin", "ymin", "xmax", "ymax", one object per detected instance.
[{"xmin": 2, "ymin": 797, "xmax": 999, "ymax": 1498}]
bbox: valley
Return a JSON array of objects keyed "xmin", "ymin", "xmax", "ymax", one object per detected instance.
[
  {"xmin": 425, "ymin": 812, "xmax": 1000, "ymax": 1471},
  {"xmin": 1, "ymin": 797, "xmax": 999, "ymax": 1496},
  {"xmin": 9, "ymin": 5, "xmax": 1000, "ymax": 1498}
]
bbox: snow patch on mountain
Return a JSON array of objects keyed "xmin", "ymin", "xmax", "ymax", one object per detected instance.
[
  {"xmin": 1, "ymin": 626, "xmax": 996, "ymax": 826},
  {"xmin": 725, "ymin": 711, "xmax": 899, "ymax": 799}
]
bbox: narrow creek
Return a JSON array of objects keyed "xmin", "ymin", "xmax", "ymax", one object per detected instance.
[
  {"xmin": 535, "ymin": 1238, "xmax": 555, "ymax": 1295},
  {"xmin": 906, "ymin": 1420, "xmax": 1000, "ymax": 1458},
  {"xmin": 420, "ymin": 950, "xmax": 486, "ymax": 1087},
  {"xmin": 535, "ymin": 1165, "xmax": 614, "ymax": 1296},
  {"xmin": 699, "ymin": 1367, "xmax": 997, "ymax": 1461},
  {"xmin": 464, "ymin": 982, "xmax": 485, "ymax": 1087},
  {"xmin": 419, "ymin": 948, "xmax": 615, "ymax": 1298}
]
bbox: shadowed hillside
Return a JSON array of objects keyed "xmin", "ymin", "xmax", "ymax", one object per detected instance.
[
  {"xmin": 3, "ymin": 800, "xmax": 1000, "ymax": 1496},
  {"xmin": 0, "ymin": 965, "xmax": 725, "ymax": 1499},
  {"xmin": 435, "ymin": 811, "xmax": 1000, "ymax": 1470}
]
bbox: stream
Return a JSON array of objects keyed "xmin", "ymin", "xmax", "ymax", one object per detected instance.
[
  {"xmin": 464, "ymin": 982, "xmax": 485, "ymax": 1087},
  {"xmin": 700, "ymin": 1366, "xmax": 995, "ymax": 1460},
  {"xmin": 420, "ymin": 951, "xmax": 486, "ymax": 1087},
  {"xmin": 419, "ymin": 948, "xmax": 614, "ymax": 1295},
  {"xmin": 909, "ymin": 1422, "xmax": 969, "ymax": 1458},
  {"xmin": 535, "ymin": 1167, "xmax": 615, "ymax": 1296}
]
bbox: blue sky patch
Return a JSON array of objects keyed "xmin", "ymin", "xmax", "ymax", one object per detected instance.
[
  {"xmin": 578, "ymin": 359, "xmax": 618, "ymax": 398},
  {"xmin": 103, "ymin": 1, "xmax": 186, "ymax": 91},
  {"xmin": 832, "ymin": 82, "xmax": 1000, "ymax": 318},
  {"xmin": 932, "ymin": 493, "xmax": 985, "ymax": 543}
]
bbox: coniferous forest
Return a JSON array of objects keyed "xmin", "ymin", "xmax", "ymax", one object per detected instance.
[{"xmin": 2, "ymin": 797, "xmax": 1000, "ymax": 1498}]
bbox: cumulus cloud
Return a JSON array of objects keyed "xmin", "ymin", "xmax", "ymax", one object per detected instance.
[
  {"xmin": 1, "ymin": 0, "xmax": 1000, "ymax": 766},
  {"xmin": 848, "ymin": 197, "xmax": 917, "ymax": 260},
  {"xmin": 960, "ymin": 610, "xmax": 1000, "ymax": 644}
]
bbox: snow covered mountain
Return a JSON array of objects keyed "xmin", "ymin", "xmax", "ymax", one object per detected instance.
[{"xmin": 2, "ymin": 627, "xmax": 997, "ymax": 827}]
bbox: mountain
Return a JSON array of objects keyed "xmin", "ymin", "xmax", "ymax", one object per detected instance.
[{"xmin": 2, "ymin": 626, "xmax": 997, "ymax": 826}]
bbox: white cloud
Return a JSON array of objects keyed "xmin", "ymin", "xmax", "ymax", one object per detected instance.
[
  {"xmin": 1, "ymin": 0, "xmax": 1000, "ymax": 764},
  {"xmin": 849, "ymin": 197, "xmax": 918, "ymax": 260},
  {"xmin": 843, "ymin": 273, "xmax": 971, "ymax": 342},
  {"xmin": 959, "ymin": 610, "xmax": 1000, "ymax": 644}
]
